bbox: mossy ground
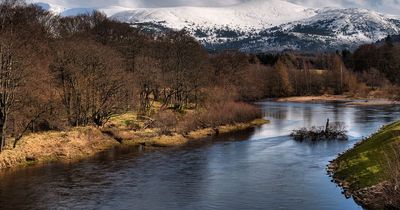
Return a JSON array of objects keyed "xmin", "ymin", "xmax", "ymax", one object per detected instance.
[{"xmin": 333, "ymin": 121, "xmax": 400, "ymax": 190}]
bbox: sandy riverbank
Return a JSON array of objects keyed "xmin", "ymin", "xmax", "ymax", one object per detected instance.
[
  {"xmin": 277, "ymin": 95, "xmax": 349, "ymax": 103},
  {"xmin": 277, "ymin": 95, "xmax": 399, "ymax": 105}
]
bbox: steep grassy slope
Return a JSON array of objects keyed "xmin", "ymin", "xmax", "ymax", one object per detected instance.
[{"xmin": 333, "ymin": 121, "xmax": 400, "ymax": 190}]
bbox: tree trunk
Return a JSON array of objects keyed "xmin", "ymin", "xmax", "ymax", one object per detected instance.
[
  {"xmin": 0, "ymin": 117, "xmax": 5, "ymax": 153},
  {"xmin": 325, "ymin": 118, "xmax": 330, "ymax": 133},
  {"xmin": 0, "ymin": 130, "xmax": 3, "ymax": 152}
]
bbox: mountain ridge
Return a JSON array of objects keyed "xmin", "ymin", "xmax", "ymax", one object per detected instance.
[
  {"xmin": 35, "ymin": 0, "xmax": 400, "ymax": 52},
  {"xmin": 111, "ymin": 0, "xmax": 316, "ymax": 30}
]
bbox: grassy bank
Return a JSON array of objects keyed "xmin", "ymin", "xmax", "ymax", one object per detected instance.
[
  {"xmin": 0, "ymin": 111, "xmax": 268, "ymax": 171},
  {"xmin": 0, "ymin": 127, "xmax": 120, "ymax": 170},
  {"xmin": 330, "ymin": 121, "xmax": 400, "ymax": 208}
]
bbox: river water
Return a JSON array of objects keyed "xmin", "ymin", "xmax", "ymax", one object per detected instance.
[{"xmin": 1, "ymin": 101, "xmax": 400, "ymax": 210}]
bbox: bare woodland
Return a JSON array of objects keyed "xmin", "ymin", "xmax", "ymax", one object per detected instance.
[{"xmin": 0, "ymin": 0, "xmax": 399, "ymax": 152}]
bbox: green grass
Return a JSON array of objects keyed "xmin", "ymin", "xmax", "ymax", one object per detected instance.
[{"xmin": 334, "ymin": 121, "xmax": 400, "ymax": 190}]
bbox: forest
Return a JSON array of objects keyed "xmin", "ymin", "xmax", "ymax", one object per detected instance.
[{"xmin": 0, "ymin": 0, "xmax": 399, "ymax": 153}]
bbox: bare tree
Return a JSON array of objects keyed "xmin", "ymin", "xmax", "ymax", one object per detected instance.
[
  {"xmin": 134, "ymin": 56, "xmax": 161, "ymax": 116},
  {"xmin": 0, "ymin": 35, "xmax": 27, "ymax": 151},
  {"xmin": 272, "ymin": 59, "xmax": 293, "ymax": 97},
  {"xmin": 50, "ymin": 39, "xmax": 126, "ymax": 126},
  {"xmin": 157, "ymin": 31, "xmax": 209, "ymax": 110},
  {"xmin": 0, "ymin": 0, "xmax": 55, "ymax": 151}
]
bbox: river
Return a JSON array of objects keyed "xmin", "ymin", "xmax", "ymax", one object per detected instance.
[{"xmin": 1, "ymin": 101, "xmax": 400, "ymax": 210}]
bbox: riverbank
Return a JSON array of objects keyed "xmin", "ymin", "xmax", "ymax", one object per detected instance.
[
  {"xmin": 277, "ymin": 95, "xmax": 349, "ymax": 103},
  {"xmin": 0, "ymin": 113, "xmax": 268, "ymax": 171},
  {"xmin": 277, "ymin": 95, "xmax": 399, "ymax": 106},
  {"xmin": 328, "ymin": 121, "xmax": 400, "ymax": 209}
]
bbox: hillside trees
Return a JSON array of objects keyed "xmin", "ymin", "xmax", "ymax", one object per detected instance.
[
  {"xmin": 0, "ymin": 0, "xmax": 54, "ymax": 151},
  {"xmin": 291, "ymin": 59, "xmax": 325, "ymax": 96},
  {"xmin": 349, "ymin": 42, "xmax": 400, "ymax": 86},
  {"xmin": 271, "ymin": 59, "xmax": 293, "ymax": 97},
  {"xmin": 379, "ymin": 44, "xmax": 400, "ymax": 85},
  {"xmin": 352, "ymin": 44, "xmax": 378, "ymax": 72},
  {"xmin": 156, "ymin": 31, "xmax": 209, "ymax": 110},
  {"xmin": 327, "ymin": 55, "xmax": 346, "ymax": 94},
  {"xmin": 238, "ymin": 64, "xmax": 271, "ymax": 101},
  {"xmin": 210, "ymin": 51, "xmax": 250, "ymax": 88},
  {"xmin": 134, "ymin": 56, "xmax": 161, "ymax": 116},
  {"xmin": 209, "ymin": 51, "xmax": 268, "ymax": 101},
  {"xmin": 1, "ymin": 0, "xmax": 400, "ymax": 154},
  {"xmin": 50, "ymin": 39, "xmax": 127, "ymax": 126},
  {"xmin": 0, "ymin": 35, "xmax": 27, "ymax": 151}
]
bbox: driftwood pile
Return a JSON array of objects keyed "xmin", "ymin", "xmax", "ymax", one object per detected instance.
[{"xmin": 291, "ymin": 119, "xmax": 348, "ymax": 141}]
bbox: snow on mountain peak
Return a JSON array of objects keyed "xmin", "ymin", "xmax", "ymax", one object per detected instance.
[
  {"xmin": 111, "ymin": 0, "xmax": 316, "ymax": 30},
  {"xmin": 34, "ymin": 2, "xmax": 132, "ymax": 17},
  {"xmin": 35, "ymin": 2, "xmax": 66, "ymax": 14},
  {"xmin": 34, "ymin": 0, "xmax": 400, "ymax": 52}
]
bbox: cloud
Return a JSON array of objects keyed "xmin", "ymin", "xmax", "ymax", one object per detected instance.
[
  {"xmin": 286, "ymin": 0, "xmax": 400, "ymax": 14},
  {"xmin": 27, "ymin": 0, "xmax": 400, "ymax": 14},
  {"xmin": 27, "ymin": 0, "xmax": 243, "ymax": 8}
]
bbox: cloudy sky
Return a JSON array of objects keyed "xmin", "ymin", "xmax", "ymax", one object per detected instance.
[
  {"xmin": 27, "ymin": 0, "xmax": 400, "ymax": 15},
  {"xmin": 288, "ymin": 0, "xmax": 400, "ymax": 14}
]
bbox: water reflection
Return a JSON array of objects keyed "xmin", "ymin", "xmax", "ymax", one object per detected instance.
[{"xmin": 0, "ymin": 102, "xmax": 400, "ymax": 210}]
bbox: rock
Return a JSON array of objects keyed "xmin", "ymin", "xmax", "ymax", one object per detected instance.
[
  {"xmin": 344, "ymin": 192, "xmax": 352, "ymax": 199},
  {"xmin": 213, "ymin": 127, "xmax": 220, "ymax": 136},
  {"xmin": 25, "ymin": 155, "xmax": 37, "ymax": 162}
]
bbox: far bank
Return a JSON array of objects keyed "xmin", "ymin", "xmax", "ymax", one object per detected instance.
[{"xmin": 278, "ymin": 95, "xmax": 400, "ymax": 106}]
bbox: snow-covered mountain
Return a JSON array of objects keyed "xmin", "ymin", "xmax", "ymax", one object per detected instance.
[
  {"xmin": 35, "ymin": 2, "xmax": 66, "ymax": 14},
  {"xmin": 35, "ymin": 0, "xmax": 400, "ymax": 52},
  {"xmin": 112, "ymin": 0, "xmax": 316, "ymax": 31},
  {"xmin": 110, "ymin": 0, "xmax": 400, "ymax": 52},
  {"xmin": 34, "ymin": 2, "xmax": 131, "ymax": 17},
  {"xmin": 228, "ymin": 7, "xmax": 400, "ymax": 52}
]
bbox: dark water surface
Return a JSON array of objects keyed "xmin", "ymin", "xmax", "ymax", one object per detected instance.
[{"xmin": 1, "ymin": 101, "xmax": 400, "ymax": 210}]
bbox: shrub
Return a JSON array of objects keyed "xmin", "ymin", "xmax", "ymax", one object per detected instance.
[
  {"xmin": 124, "ymin": 120, "xmax": 141, "ymax": 131},
  {"xmin": 201, "ymin": 101, "xmax": 261, "ymax": 126},
  {"xmin": 151, "ymin": 86, "xmax": 262, "ymax": 135},
  {"xmin": 177, "ymin": 101, "xmax": 262, "ymax": 134},
  {"xmin": 152, "ymin": 110, "xmax": 178, "ymax": 135},
  {"xmin": 291, "ymin": 122, "xmax": 348, "ymax": 141}
]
